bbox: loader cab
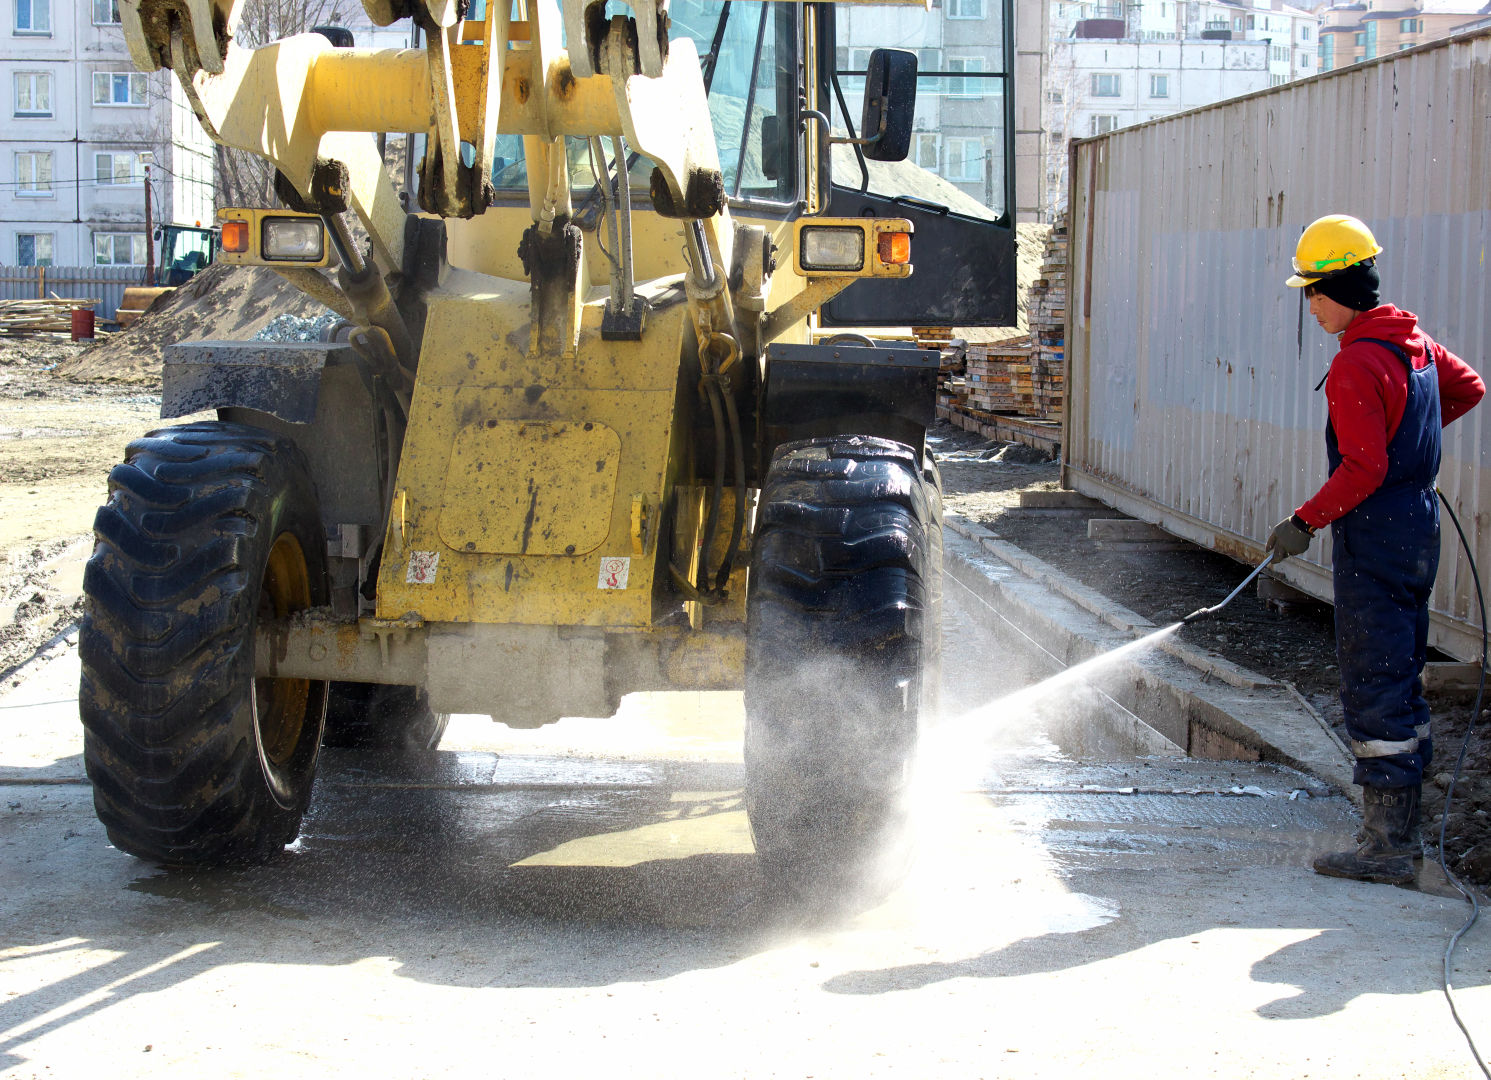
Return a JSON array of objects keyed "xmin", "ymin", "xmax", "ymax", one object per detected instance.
[
  {"xmin": 443, "ymin": 0, "xmax": 1016, "ymax": 325},
  {"xmin": 819, "ymin": 4, "xmax": 1017, "ymax": 327},
  {"xmin": 156, "ymin": 223, "xmax": 217, "ymax": 287}
]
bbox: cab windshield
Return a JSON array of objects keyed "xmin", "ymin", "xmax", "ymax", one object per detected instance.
[{"xmin": 487, "ymin": 0, "xmax": 798, "ymax": 208}]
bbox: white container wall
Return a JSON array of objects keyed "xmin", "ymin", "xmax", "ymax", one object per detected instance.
[{"xmin": 1065, "ymin": 27, "xmax": 1491, "ymax": 660}]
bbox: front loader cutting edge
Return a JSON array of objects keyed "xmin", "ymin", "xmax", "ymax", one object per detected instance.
[{"xmin": 82, "ymin": 0, "xmax": 1013, "ymax": 886}]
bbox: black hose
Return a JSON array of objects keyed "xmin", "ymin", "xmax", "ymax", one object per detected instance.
[
  {"xmin": 1434, "ymin": 488, "xmax": 1490, "ymax": 1079},
  {"xmin": 698, "ymin": 376, "xmax": 729, "ymax": 594},
  {"xmin": 715, "ymin": 387, "xmax": 748, "ymax": 592}
]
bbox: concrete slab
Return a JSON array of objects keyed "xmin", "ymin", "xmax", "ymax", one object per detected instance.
[
  {"xmin": 2, "ymin": 561, "xmax": 1489, "ymax": 1078},
  {"xmin": 1018, "ymin": 490, "xmax": 1105, "ymax": 510}
]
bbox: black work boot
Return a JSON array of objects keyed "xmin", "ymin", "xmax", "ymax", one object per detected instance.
[{"xmin": 1313, "ymin": 785, "xmax": 1420, "ymax": 885}]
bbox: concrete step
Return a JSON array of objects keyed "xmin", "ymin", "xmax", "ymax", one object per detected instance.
[{"xmin": 943, "ymin": 512, "xmax": 1355, "ymax": 799}]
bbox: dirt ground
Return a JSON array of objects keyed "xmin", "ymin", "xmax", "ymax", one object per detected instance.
[{"xmin": 3, "ymin": 328, "xmax": 1488, "ymax": 891}]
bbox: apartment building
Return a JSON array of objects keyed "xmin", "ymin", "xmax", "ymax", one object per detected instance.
[
  {"xmin": 1041, "ymin": 0, "xmax": 1319, "ymax": 217},
  {"xmin": 3, "ymin": 0, "xmax": 215, "ymax": 268},
  {"xmin": 1318, "ymin": 0, "xmax": 1489, "ymax": 71}
]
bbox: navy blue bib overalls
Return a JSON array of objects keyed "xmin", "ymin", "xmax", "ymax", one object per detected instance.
[{"xmin": 1326, "ymin": 338, "xmax": 1441, "ymax": 790}]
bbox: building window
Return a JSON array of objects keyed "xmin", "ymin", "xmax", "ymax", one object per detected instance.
[
  {"xmin": 947, "ymin": 0, "xmax": 984, "ymax": 18},
  {"xmin": 1364, "ymin": 20, "xmax": 1376, "ymax": 59},
  {"xmin": 1354, "ymin": 32, "xmax": 1365, "ymax": 46},
  {"xmin": 94, "ymin": 233, "xmax": 148, "ymax": 265},
  {"xmin": 1270, "ymin": 74, "xmax": 1286, "ymax": 86},
  {"xmin": 1399, "ymin": 17, "xmax": 1419, "ymax": 32},
  {"xmin": 947, "ymin": 57, "xmax": 985, "ymax": 98},
  {"xmin": 1247, "ymin": 14, "xmax": 1255, "ymax": 28},
  {"xmin": 15, "ymin": 0, "xmax": 50, "ymax": 33},
  {"xmin": 93, "ymin": 0, "xmax": 120, "ymax": 22},
  {"xmin": 1048, "ymin": 89, "xmax": 1063, "ymax": 104},
  {"xmin": 918, "ymin": 47, "xmax": 942, "ymax": 91},
  {"xmin": 913, "ymin": 132, "xmax": 940, "ymax": 171},
  {"xmin": 1233, "ymin": 16, "xmax": 1242, "ymax": 29},
  {"xmin": 945, "ymin": 137, "xmax": 983, "ymax": 182},
  {"xmin": 17, "ymin": 233, "xmax": 53, "ymax": 266},
  {"xmin": 16, "ymin": 151, "xmax": 53, "ymax": 196},
  {"xmin": 93, "ymin": 71, "xmax": 149, "ymax": 107},
  {"xmin": 1091, "ymin": 73, "xmax": 1121, "ymax": 97},
  {"xmin": 14, "ymin": 72, "xmax": 52, "ymax": 118},
  {"xmin": 1149, "ymin": 74, "xmax": 1169, "ymax": 97},
  {"xmin": 1092, "ymin": 114, "xmax": 1119, "ymax": 135},
  {"xmin": 1301, "ymin": 25, "xmax": 1311, "ymax": 40},
  {"xmin": 95, "ymin": 151, "xmax": 142, "ymax": 185}
]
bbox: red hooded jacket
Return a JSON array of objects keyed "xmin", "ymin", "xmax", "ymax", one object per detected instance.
[{"xmin": 1295, "ymin": 305, "xmax": 1484, "ymax": 530}]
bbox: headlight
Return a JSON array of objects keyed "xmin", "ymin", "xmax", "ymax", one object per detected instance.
[
  {"xmin": 799, "ymin": 227, "xmax": 865, "ymax": 272},
  {"xmin": 261, "ymin": 217, "xmax": 325, "ymax": 261}
]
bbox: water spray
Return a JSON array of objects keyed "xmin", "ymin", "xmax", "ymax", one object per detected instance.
[{"xmin": 1180, "ymin": 552, "xmax": 1277, "ymax": 625}]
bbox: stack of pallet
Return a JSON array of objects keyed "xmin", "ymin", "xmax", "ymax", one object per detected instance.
[
  {"xmin": 1025, "ymin": 219, "xmax": 1068, "ymax": 418},
  {"xmin": 0, "ymin": 297, "xmax": 100, "ymax": 335},
  {"xmin": 962, "ymin": 337, "xmax": 1031, "ymax": 414},
  {"xmin": 912, "ymin": 326, "xmax": 955, "ymax": 352}
]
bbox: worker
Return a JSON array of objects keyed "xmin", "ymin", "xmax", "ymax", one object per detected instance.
[{"xmin": 1266, "ymin": 213, "xmax": 1484, "ymax": 885}]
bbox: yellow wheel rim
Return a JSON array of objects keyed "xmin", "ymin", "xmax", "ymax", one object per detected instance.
[{"xmin": 255, "ymin": 532, "xmax": 312, "ymax": 768}]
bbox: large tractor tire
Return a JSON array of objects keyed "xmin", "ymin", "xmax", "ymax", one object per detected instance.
[
  {"xmin": 323, "ymin": 683, "xmax": 448, "ymax": 751},
  {"xmin": 744, "ymin": 434, "xmax": 943, "ymax": 893},
  {"xmin": 79, "ymin": 422, "xmax": 329, "ymax": 866}
]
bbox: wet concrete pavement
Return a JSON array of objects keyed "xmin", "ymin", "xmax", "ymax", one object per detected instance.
[{"xmin": 2, "ymin": 586, "xmax": 1489, "ymax": 1078}]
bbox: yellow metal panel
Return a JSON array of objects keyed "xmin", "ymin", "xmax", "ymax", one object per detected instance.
[
  {"xmin": 438, "ymin": 420, "xmax": 621, "ymax": 556},
  {"xmin": 375, "ymin": 283, "xmax": 689, "ymax": 627}
]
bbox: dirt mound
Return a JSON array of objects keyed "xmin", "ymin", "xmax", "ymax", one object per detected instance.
[{"xmin": 53, "ymin": 264, "xmax": 332, "ymax": 387}]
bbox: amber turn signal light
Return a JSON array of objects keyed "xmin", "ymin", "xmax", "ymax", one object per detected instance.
[
  {"xmin": 877, "ymin": 231, "xmax": 911, "ymax": 265},
  {"xmin": 221, "ymin": 220, "xmax": 250, "ymax": 254}
]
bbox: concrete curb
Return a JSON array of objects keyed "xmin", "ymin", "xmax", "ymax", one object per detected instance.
[{"xmin": 943, "ymin": 513, "xmax": 1355, "ymax": 797}]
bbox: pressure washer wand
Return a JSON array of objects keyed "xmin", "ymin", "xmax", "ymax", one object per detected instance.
[{"xmin": 1181, "ymin": 552, "xmax": 1277, "ymax": 624}]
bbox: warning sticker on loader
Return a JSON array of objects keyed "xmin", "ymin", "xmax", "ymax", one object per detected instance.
[
  {"xmin": 598, "ymin": 557, "xmax": 630, "ymax": 590},
  {"xmin": 407, "ymin": 551, "xmax": 440, "ymax": 584}
]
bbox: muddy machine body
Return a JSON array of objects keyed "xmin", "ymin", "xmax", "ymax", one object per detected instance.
[{"xmin": 81, "ymin": 0, "xmax": 1016, "ymax": 882}]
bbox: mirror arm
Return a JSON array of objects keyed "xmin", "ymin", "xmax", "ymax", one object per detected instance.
[{"xmin": 801, "ymin": 107, "xmax": 883, "ymax": 146}]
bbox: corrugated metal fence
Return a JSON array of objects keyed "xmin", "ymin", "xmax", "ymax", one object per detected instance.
[
  {"xmin": 0, "ymin": 265, "xmax": 143, "ymax": 322},
  {"xmin": 1066, "ymin": 27, "xmax": 1491, "ymax": 660}
]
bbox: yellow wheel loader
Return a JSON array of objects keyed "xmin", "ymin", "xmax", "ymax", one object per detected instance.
[{"xmin": 80, "ymin": 0, "xmax": 1017, "ymax": 886}]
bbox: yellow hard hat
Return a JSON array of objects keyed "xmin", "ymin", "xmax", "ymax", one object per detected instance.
[{"xmin": 1286, "ymin": 214, "xmax": 1383, "ymax": 287}]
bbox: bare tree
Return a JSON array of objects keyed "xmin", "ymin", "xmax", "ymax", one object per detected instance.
[{"xmin": 214, "ymin": 0, "xmax": 352, "ymax": 209}]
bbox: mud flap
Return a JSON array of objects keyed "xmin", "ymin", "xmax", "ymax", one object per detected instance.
[{"xmin": 759, "ymin": 341, "xmax": 939, "ymax": 475}]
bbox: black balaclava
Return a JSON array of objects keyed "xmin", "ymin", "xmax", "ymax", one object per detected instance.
[{"xmin": 1313, "ymin": 260, "xmax": 1380, "ymax": 312}]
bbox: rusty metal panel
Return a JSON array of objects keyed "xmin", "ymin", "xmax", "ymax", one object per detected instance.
[{"xmin": 1066, "ymin": 29, "xmax": 1491, "ymax": 660}]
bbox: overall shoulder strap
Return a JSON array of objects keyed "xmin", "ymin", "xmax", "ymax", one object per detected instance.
[{"xmin": 1354, "ymin": 337, "xmax": 1412, "ymax": 368}]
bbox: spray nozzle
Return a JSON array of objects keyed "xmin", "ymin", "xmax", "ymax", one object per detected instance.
[{"xmin": 1181, "ymin": 551, "xmax": 1277, "ymax": 625}]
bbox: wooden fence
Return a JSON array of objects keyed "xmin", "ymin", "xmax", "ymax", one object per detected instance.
[{"xmin": 0, "ymin": 265, "xmax": 144, "ymax": 322}]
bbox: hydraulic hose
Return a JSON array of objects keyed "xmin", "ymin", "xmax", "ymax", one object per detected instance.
[
  {"xmin": 1434, "ymin": 488, "xmax": 1490, "ymax": 1078},
  {"xmin": 714, "ymin": 387, "xmax": 748, "ymax": 592}
]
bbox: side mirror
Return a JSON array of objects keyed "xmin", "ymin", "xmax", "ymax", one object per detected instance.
[
  {"xmin": 761, "ymin": 115, "xmax": 781, "ymax": 180},
  {"xmin": 860, "ymin": 49, "xmax": 917, "ymax": 162}
]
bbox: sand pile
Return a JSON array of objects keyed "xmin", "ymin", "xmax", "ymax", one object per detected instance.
[{"xmin": 54, "ymin": 264, "xmax": 333, "ymax": 387}]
